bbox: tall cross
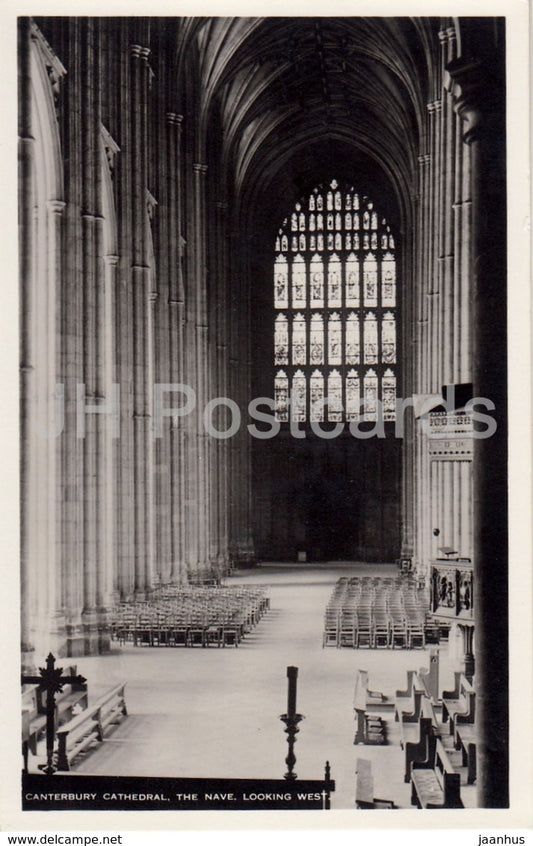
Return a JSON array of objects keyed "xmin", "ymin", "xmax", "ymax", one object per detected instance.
[{"xmin": 21, "ymin": 652, "xmax": 86, "ymax": 775}]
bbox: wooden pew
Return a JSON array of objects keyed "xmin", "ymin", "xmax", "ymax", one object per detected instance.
[
  {"xmin": 395, "ymin": 669, "xmax": 416, "ymax": 701},
  {"xmin": 34, "ymin": 666, "xmax": 88, "ymax": 724},
  {"xmin": 394, "ymin": 673, "xmax": 425, "ymax": 740},
  {"xmin": 56, "ymin": 683, "xmax": 127, "ymax": 771},
  {"xmin": 418, "ymin": 649, "xmax": 439, "ymax": 702},
  {"xmin": 354, "ymin": 670, "xmax": 386, "ymax": 745},
  {"xmin": 355, "ymin": 758, "xmax": 394, "ymax": 809},
  {"xmin": 404, "ymin": 697, "xmax": 440, "ymax": 783},
  {"xmin": 455, "ymin": 722, "xmax": 477, "ymax": 784},
  {"xmin": 411, "ymin": 738, "xmax": 463, "ymax": 808},
  {"xmin": 442, "ymin": 673, "xmax": 475, "ymax": 734},
  {"xmin": 22, "ymin": 668, "xmax": 88, "ymax": 771},
  {"xmin": 21, "ymin": 689, "xmax": 46, "ymax": 771}
]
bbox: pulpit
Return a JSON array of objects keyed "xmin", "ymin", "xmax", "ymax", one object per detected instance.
[{"xmin": 429, "ymin": 559, "xmax": 474, "ymax": 682}]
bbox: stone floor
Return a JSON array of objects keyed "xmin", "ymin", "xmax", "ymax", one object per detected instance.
[{"xmin": 58, "ymin": 562, "xmax": 476, "ymax": 810}]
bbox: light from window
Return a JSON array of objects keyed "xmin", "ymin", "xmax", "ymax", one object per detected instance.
[{"xmin": 273, "ymin": 180, "xmax": 398, "ymax": 422}]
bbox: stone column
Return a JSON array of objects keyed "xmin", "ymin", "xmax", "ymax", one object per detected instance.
[
  {"xmin": 443, "ymin": 460, "xmax": 453, "ymax": 550},
  {"xmin": 166, "ymin": 112, "xmax": 186, "ymax": 583},
  {"xmin": 452, "ymin": 459, "xmax": 461, "ymax": 553},
  {"xmin": 214, "ymin": 200, "xmax": 230, "ymax": 572},
  {"xmin": 427, "ymin": 99, "xmax": 442, "ymax": 393},
  {"xmin": 103, "ymin": 253, "xmax": 119, "ymax": 605},
  {"xmin": 438, "ymin": 28, "xmax": 457, "ymax": 387},
  {"xmin": 193, "ymin": 162, "xmax": 210, "ymax": 573},
  {"xmin": 151, "ymin": 117, "xmax": 172, "ymax": 588},
  {"xmin": 48, "ymin": 199, "xmax": 68, "ymax": 653},
  {"xmin": 231, "ymin": 236, "xmax": 255, "ymax": 565},
  {"xmin": 227, "ymin": 231, "xmax": 240, "ymax": 565},
  {"xmin": 78, "ymin": 22, "xmax": 108, "ymax": 652},
  {"xmin": 412, "ymin": 155, "xmax": 430, "ymax": 571},
  {"xmin": 459, "ymin": 459, "xmax": 473, "ymax": 559},
  {"xmin": 447, "ymin": 49, "xmax": 508, "ymax": 807},
  {"xmin": 19, "ymin": 17, "xmax": 35, "ymax": 670},
  {"xmin": 130, "ymin": 42, "xmax": 154, "ymax": 599},
  {"xmin": 419, "ymin": 154, "xmax": 431, "ymax": 394}
]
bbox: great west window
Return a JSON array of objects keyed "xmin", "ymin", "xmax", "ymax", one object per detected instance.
[{"xmin": 274, "ymin": 179, "xmax": 397, "ymax": 423}]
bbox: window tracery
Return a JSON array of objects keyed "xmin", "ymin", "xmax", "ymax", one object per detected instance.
[{"xmin": 273, "ymin": 180, "xmax": 398, "ymax": 422}]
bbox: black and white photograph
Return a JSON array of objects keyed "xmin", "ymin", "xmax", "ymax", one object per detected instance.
[{"xmin": 1, "ymin": 1, "xmax": 532, "ymax": 834}]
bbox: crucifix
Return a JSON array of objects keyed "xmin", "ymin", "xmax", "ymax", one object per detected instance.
[{"xmin": 21, "ymin": 653, "xmax": 86, "ymax": 775}]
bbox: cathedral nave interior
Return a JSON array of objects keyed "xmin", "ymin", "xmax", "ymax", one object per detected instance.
[{"xmin": 18, "ymin": 15, "xmax": 509, "ymax": 809}]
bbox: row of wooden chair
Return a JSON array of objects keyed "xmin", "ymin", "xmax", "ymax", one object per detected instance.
[
  {"xmin": 110, "ymin": 585, "xmax": 270, "ymax": 648},
  {"xmin": 323, "ymin": 577, "xmax": 428, "ymax": 648}
]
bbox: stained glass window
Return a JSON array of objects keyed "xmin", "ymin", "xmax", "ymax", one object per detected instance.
[
  {"xmin": 310, "ymin": 314, "xmax": 324, "ymax": 365},
  {"xmin": 310, "ymin": 255, "xmax": 324, "ymax": 308},
  {"xmin": 364, "ymin": 312, "xmax": 378, "ymax": 364},
  {"xmin": 275, "ymin": 370, "xmax": 289, "ymax": 421},
  {"xmin": 346, "ymin": 370, "xmax": 360, "ymax": 421},
  {"xmin": 310, "ymin": 370, "xmax": 324, "ymax": 422},
  {"xmin": 345, "ymin": 312, "xmax": 360, "ymax": 364},
  {"xmin": 292, "ymin": 370, "xmax": 306, "ymax": 422},
  {"xmin": 328, "ymin": 370, "xmax": 343, "ymax": 421},
  {"xmin": 292, "ymin": 254, "xmax": 306, "ymax": 308},
  {"xmin": 346, "ymin": 253, "xmax": 359, "ymax": 307},
  {"xmin": 382, "ymin": 251, "xmax": 396, "ymax": 306},
  {"xmin": 275, "ymin": 314, "xmax": 288, "ymax": 365},
  {"xmin": 382, "ymin": 312, "xmax": 396, "ymax": 364},
  {"xmin": 363, "ymin": 254, "xmax": 378, "ymax": 306},
  {"xmin": 364, "ymin": 369, "xmax": 378, "ymax": 420},
  {"xmin": 273, "ymin": 179, "xmax": 398, "ymax": 422},
  {"xmin": 292, "ymin": 313, "xmax": 306, "ymax": 365},
  {"xmin": 274, "ymin": 255, "xmax": 288, "ymax": 309},
  {"xmin": 382, "ymin": 369, "xmax": 396, "ymax": 421},
  {"xmin": 328, "ymin": 313, "xmax": 342, "ymax": 365},
  {"xmin": 328, "ymin": 255, "xmax": 342, "ymax": 307}
]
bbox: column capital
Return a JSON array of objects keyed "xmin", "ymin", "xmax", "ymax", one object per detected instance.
[
  {"xmin": 166, "ymin": 112, "xmax": 184, "ymax": 127},
  {"xmin": 438, "ymin": 27, "xmax": 457, "ymax": 45},
  {"xmin": 427, "ymin": 99, "xmax": 442, "ymax": 114},
  {"xmin": 47, "ymin": 199, "xmax": 66, "ymax": 215},
  {"xmin": 81, "ymin": 212, "xmax": 104, "ymax": 221},
  {"xmin": 104, "ymin": 254, "xmax": 120, "ymax": 267},
  {"xmin": 418, "ymin": 154, "xmax": 430, "ymax": 166},
  {"xmin": 131, "ymin": 44, "xmax": 151, "ymax": 61},
  {"xmin": 215, "ymin": 201, "xmax": 228, "ymax": 210},
  {"xmin": 193, "ymin": 163, "xmax": 208, "ymax": 174}
]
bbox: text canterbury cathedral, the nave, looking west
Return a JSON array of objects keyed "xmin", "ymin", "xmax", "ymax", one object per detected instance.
[{"xmin": 19, "ymin": 17, "xmax": 508, "ymax": 809}]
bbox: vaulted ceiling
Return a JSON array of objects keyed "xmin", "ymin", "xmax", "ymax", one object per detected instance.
[{"xmin": 177, "ymin": 17, "xmax": 443, "ymax": 236}]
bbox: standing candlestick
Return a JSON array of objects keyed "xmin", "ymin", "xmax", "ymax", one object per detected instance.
[
  {"xmin": 287, "ymin": 666, "xmax": 298, "ymax": 717},
  {"xmin": 280, "ymin": 665, "xmax": 304, "ymax": 781}
]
